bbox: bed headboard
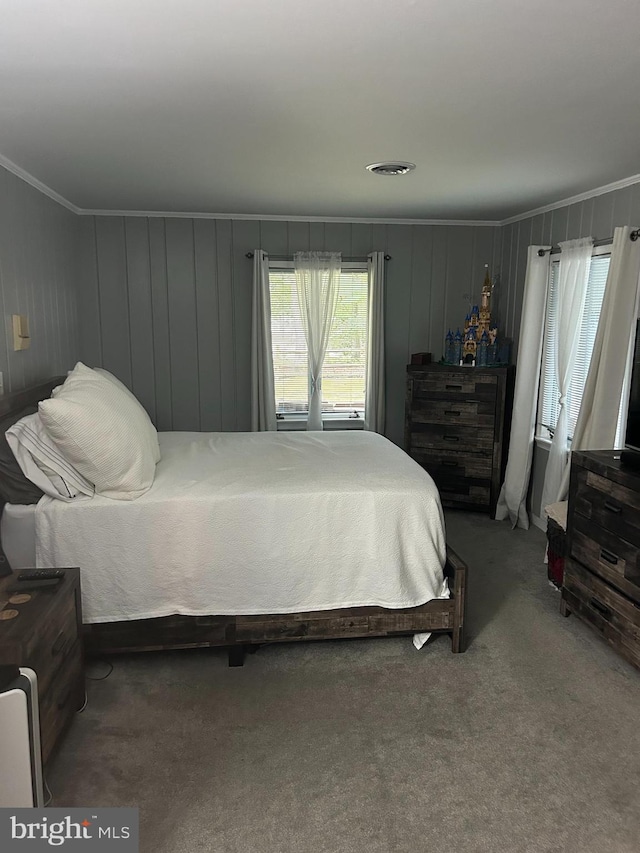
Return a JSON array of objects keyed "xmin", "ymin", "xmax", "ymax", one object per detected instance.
[{"xmin": 0, "ymin": 377, "xmax": 66, "ymax": 420}]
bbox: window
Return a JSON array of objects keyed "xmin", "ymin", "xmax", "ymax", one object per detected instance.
[
  {"xmin": 269, "ymin": 263, "xmax": 368, "ymax": 418},
  {"xmin": 537, "ymin": 247, "xmax": 624, "ymax": 444}
]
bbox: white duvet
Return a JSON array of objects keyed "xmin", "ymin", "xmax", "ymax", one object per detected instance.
[{"xmin": 35, "ymin": 430, "xmax": 448, "ymax": 624}]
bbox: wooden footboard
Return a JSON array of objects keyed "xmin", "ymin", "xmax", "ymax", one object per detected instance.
[{"xmin": 83, "ymin": 546, "xmax": 468, "ymax": 662}]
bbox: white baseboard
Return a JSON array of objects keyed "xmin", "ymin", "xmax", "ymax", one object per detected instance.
[{"xmin": 531, "ymin": 513, "xmax": 547, "ymax": 533}]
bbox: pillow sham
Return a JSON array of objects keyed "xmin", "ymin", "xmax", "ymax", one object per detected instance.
[
  {"xmin": 0, "ymin": 406, "xmax": 45, "ymax": 505},
  {"xmin": 93, "ymin": 367, "xmax": 161, "ymax": 463},
  {"xmin": 39, "ymin": 362, "xmax": 158, "ymax": 501},
  {"xmin": 6, "ymin": 413, "xmax": 95, "ymax": 502}
]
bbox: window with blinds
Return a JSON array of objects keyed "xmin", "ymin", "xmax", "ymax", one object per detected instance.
[
  {"xmin": 269, "ymin": 267, "xmax": 368, "ymax": 415},
  {"xmin": 537, "ymin": 252, "xmax": 612, "ymax": 442}
]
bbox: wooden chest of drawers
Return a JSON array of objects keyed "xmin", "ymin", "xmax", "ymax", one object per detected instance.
[
  {"xmin": 405, "ymin": 364, "xmax": 514, "ymax": 515},
  {"xmin": 0, "ymin": 569, "xmax": 84, "ymax": 764},
  {"xmin": 563, "ymin": 451, "xmax": 640, "ymax": 670}
]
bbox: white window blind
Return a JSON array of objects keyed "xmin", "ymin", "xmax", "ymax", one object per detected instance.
[
  {"xmin": 269, "ymin": 267, "xmax": 368, "ymax": 415},
  {"xmin": 538, "ymin": 253, "xmax": 612, "ymax": 441}
]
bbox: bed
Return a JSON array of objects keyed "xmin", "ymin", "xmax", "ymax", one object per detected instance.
[{"xmin": 0, "ymin": 377, "xmax": 467, "ymax": 665}]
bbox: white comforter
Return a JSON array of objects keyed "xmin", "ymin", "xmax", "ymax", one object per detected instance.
[{"xmin": 35, "ymin": 431, "xmax": 448, "ymax": 623}]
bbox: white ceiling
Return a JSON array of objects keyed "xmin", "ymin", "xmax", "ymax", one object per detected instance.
[{"xmin": 1, "ymin": 0, "xmax": 640, "ymax": 221}]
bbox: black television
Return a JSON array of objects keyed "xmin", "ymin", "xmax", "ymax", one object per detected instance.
[{"xmin": 620, "ymin": 318, "xmax": 640, "ymax": 470}]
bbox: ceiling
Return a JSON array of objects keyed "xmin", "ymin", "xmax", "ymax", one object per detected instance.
[{"xmin": 1, "ymin": 0, "xmax": 640, "ymax": 222}]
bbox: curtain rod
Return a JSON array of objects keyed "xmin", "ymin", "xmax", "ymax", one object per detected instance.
[
  {"xmin": 245, "ymin": 252, "xmax": 391, "ymax": 261},
  {"xmin": 537, "ymin": 228, "xmax": 640, "ymax": 257}
]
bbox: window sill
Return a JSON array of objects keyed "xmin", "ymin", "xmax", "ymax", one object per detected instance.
[
  {"xmin": 535, "ymin": 435, "xmax": 552, "ymax": 451},
  {"xmin": 277, "ymin": 417, "xmax": 364, "ymax": 431}
]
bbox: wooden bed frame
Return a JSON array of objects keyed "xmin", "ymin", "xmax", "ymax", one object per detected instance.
[{"xmin": 1, "ymin": 377, "xmax": 468, "ymax": 665}]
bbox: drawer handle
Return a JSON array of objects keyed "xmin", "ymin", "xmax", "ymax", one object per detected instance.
[
  {"xmin": 600, "ymin": 549, "xmax": 619, "ymax": 566},
  {"xmin": 444, "ymin": 410, "xmax": 461, "ymax": 416},
  {"xmin": 443, "ymin": 435, "xmax": 460, "ymax": 442},
  {"xmin": 442, "ymin": 460, "xmax": 459, "ymax": 467},
  {"xmin": 445, "ymin": 384, "xmax": 462, "ymax": 391},
  {"xmin": 52, "ymin": 632, "xmax": 68, "ymax": 655},
  {"xmin": 589, "ymin": 597, "xmax": 611, "ymax": 619},
  {"xmin": 604, "ymin": 501, "xmax": 621, "ymax": 514}
]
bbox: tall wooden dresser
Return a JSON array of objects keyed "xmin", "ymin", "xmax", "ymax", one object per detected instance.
[
  {"xmin": 405, "ymin": 364, "xmax": 514, "ymax": 516},
  {"xmin": 562, "ymin": 450, "xmax": 640, "ymax": 670}
]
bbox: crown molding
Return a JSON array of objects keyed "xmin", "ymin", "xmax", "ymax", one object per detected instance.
[
  {"xmin": 2, "ymin": 147, "xmax": 639, "ymax": 227},
  {"xmin": 0, "ymin": 152, "xmax": 80, "ymax": 214},
  {"xmin": 500, "ymin": 172, "xmax": 640, "ymax": 226},
  {"xmin": 78, "ymin": 208, "xmax": 501, "ymax": 227}
]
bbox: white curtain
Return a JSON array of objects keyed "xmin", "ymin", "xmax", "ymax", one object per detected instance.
[
  {"xmin": 495, "ymin": 246, "xmax": 550, "ymax": 529},
  {"xmin": 558, "ymin": 226, "xmax": 640, "ymax": 497},
  {"xmin": 365, "ymin": 252, "xmax": 385, "ymax": 433},
  {"xmin": 294, "ymin": 252, "xmax": 341, "ymax": 431},
  {"xmin": 540, "ymin": 237, "xmax": 593, "ymax": 511},
  {"xmin": 250, "ymin": 249, "xmax": 277, "ymax": 431}
]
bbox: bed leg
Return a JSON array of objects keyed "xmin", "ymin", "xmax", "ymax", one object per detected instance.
[
  {"xmin": 560, "ymin": 597, "xmax": 571, "ymax": 617},
  {"xmin": 451, "ymin": 626, "xmax": 466, "ymax": 654},
  {"xmin": 228, "ymin": 645, "xmax": 246, "ymax": 667},
  {"xmin": 447, "ymin": 546, "xmax": 468, "ymax": 654}
]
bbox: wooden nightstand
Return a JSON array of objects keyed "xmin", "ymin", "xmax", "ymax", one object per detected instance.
[{"xmin": 0, "ymin": 568, "xmax": 84, "ymax": 764}]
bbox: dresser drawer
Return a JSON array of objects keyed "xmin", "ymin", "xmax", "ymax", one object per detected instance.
[
  {"xmin": 410, "ymin": 398, "xmax": 496, "ymax": 428},
  {"xmin": 571, "ymin": 513, "xmax": 640, "ymax": 601},
  {"xmin": 573, "ymin": 467, "xmax": 640, "ymax": 547},
  {"xmin": 436, "ymin": 477, "xmax": 491, "ymax": 509},
  {"xmin": 410, "ymin": 447, "xmax": 493, "ymax": 479},
  {"xmin": 409, "ymin": 422, "xmax": 494, "ymax": 453},
  {"xmin": 411, "ymin": 372, "xmax": 497, "ymax": 401},
  {"xmin": 39, "ymin": 640, "xmax": 84, "ymax": 764},
  {"xmin": 562, "ymin": 558, "xmax": 640, "ymax": 669}
]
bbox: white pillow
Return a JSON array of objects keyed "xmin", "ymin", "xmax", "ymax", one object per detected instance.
[
  {"xmin": 6, "ymin": 413, "xmax": 95, "ymax": 502},
  {"xmin": 93, "ymin": 368, "xmax": 161, "ymax": 463},
  {"xmin": 39, "ymin": 362, "xmax": 158, "ymax": 501}
]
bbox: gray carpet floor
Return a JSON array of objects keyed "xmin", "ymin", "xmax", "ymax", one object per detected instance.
[{"xmin": 47, "ymin": 512, "xmax": 640, "ymax": 853}]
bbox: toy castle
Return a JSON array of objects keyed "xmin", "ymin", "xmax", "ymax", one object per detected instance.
[{"xmin": 444, "ymin": 265, "xmax": 506, "ymax": 366}]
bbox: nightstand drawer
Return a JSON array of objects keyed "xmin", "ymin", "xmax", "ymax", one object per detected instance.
[
  {"xmin": 573, "ymin": 467, "xmax": 640, "ymax": 547},
  {"xmin": 562, "ymin": 558, "xmax": 640, "ymax": 669},
  {"xmin": 39, "ymin": 640, "xmax": 84, "ymax": 765},
  {"xmin": 30, "ymin": 589, "xmax": 79, "ymax": 694},
  {"xmin": 571, "ymin": 513, "xmax": 640, "ymax": 600}
]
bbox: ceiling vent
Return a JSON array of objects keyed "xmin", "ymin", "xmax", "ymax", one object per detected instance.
[{"xmin": 365, "ymin": 161, "xmax": 416, "ymax": 176}]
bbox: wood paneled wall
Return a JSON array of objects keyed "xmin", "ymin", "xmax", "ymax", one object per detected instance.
[
  {"xmin": 501, "ymin": 182, "xmax": 640, "ymax": 523},
  {"xmin": 0, "ymin": 167, "xmax": 80, "ymax": 393},
  {"xmin": 500, "ymin": 184, "xmax": 640, "ymax": 363},
  {"xmin": 78, "ymin": 217, "xmax": 502, "ymax": 446}
]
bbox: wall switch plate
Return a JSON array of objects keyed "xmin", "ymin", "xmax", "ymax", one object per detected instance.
[{"xmin": 12, "ymin": 315, "xmax": 30, "ymax": 351}]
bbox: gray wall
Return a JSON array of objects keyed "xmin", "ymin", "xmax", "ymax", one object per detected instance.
[
  {"xmin": 0, "ymin": 167, "xmax": 80, "ymax": 394},
  {"xmin": 500, "ymin": 183, "xmax": 640, "ymax": 522},
  {"xmin": 78, "ymin": 217, "xmax": 503, "ymax": 446},
  {"xmin": 6, "ymin": 162, "xmax": 638, "ymax": 501}
]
